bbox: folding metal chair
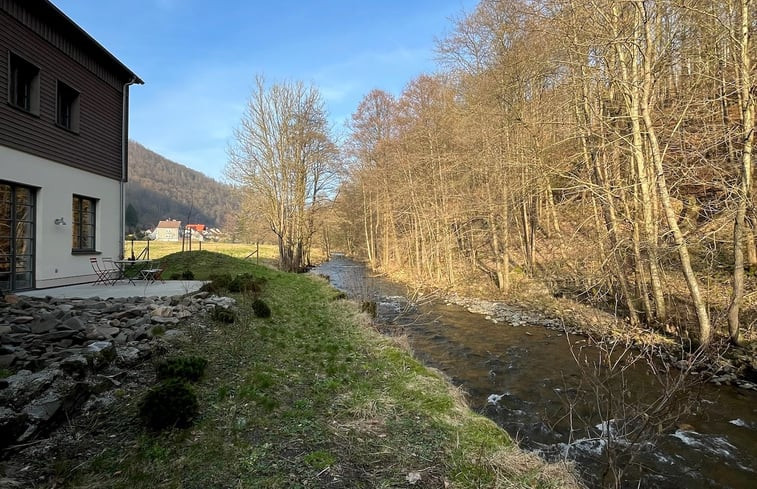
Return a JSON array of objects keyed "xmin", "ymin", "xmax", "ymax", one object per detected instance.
[
  {"xmin": 140, "ymin": 261, "xmax": 165, "ymax": 284},
  {"xmin": 101, "ymin": 257, "xmax": 121, "ymax": 284},
  {"xmin": 89, "ymin": 257, "xmax": 114, "ymax": 285}
]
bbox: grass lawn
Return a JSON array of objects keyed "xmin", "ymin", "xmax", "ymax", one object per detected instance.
[{"xmin": 62, "ymin": 251, "xmax": 576, "ymax": 488}]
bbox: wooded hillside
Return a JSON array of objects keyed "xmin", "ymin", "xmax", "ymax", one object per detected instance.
[
  {"xmin": 126, "ymin": 141, "xmax": 235, "ymax": 230},
  {"xmin": 327, "ymin": 0, "xmax": 757, "ymax": 346}
]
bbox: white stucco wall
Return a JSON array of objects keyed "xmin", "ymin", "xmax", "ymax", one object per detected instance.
[{"xmin": 1, "ymin": 145, "xmax": 122, "ymax": 288}]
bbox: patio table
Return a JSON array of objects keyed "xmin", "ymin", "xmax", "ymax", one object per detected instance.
[{"xmin": 113, "ymin": 259, "xmax": 151, "ymax": 285}]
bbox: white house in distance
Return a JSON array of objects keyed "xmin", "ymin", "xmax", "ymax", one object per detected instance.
[
  {"xmin": 154, "ymin": 219, "xmax": 181, "ymax": 241},
  {"xmin": 0, "ymin": 0, "xmax": 142, "ymax": 291}
]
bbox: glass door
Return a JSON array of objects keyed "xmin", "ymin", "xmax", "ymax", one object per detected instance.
[{"xmin": 0, "ymin": 182, "xmax": 35, "ymax": 292}]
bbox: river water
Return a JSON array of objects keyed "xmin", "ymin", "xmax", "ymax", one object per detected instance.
[{"xmin": 313, "ymin": 255, "xmax": 757, "ymax": 489}]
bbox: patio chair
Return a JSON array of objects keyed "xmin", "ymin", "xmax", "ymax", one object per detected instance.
[
  {"xmin": 89, "ymin": 257, "xmax": 115, "ymax": 286},
  {"xmin": 101, "ymin": 257, "xmax": 121, "ymax": 284},
  {"xmin": 140, "ymin": 261, "xmax": 165, "ymax": 284}
]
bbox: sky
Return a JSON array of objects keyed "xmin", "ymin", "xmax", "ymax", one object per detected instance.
[{"xmin": 51, "ymin": 0, "xmax": 478, "ymax": 181}]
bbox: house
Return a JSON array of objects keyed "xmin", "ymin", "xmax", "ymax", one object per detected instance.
[
  {"xmin": 154, "ymin": 220, "xmax": 181, "ymax": 241},
  {"xmin": 185, "ymin": 223, "xmax": 206, "ymax": 233},
  {"xmin": 185, "ymin": 223, "xmax": 205, "ymax": 242},
  {"xmin": 0, "ymin": 0, "xmax": 142, "ymax": 291}
]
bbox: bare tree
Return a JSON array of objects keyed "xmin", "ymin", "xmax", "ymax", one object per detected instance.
[{"xmin": 226, "ymin": 76, "xmax": 338, "ymax": 272}]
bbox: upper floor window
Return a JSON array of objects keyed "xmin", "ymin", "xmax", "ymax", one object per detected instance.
[
  {"xmin": 72, "ymin": 195, "xmax": 96, "ymax": 251},
  {"xmin": 8, "ymin": 53, "xmax": 40, "ymax": 115},
  {"xmin": 56, "ymin": 80, "xmax": 80, "ymax": 132}
]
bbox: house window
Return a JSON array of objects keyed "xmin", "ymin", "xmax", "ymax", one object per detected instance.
[
  {"xmin": 56, "ymin": 81, "xmax": 80, "ymax": 132},
  {"xmin": 72, "ymin": 195, "xmax": 96, "ymax": 251},
  {"xmin": 8, "ymin": 53, "xmax": 40, "ymax": 114}
]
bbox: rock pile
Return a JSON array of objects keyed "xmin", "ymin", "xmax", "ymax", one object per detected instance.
[
  {"xmin": 0, "ymin": 292, "xmax": 235, "ymax": 449},
  {"xmin": 445, "ymin": 294, "xmax": 564, "ymax": 330}
]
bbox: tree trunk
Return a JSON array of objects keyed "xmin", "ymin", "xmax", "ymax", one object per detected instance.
[
  {"xmin": 635, "ymin": 0, "xmax": 711, "ymax": 344},
  {"xmin": 728, "ymin": 0, "xmax": 754, "ymax": 344}
]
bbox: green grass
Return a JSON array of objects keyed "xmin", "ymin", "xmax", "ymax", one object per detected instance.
[{"xmin": 60, "ymin": 252, "xmax": 575, "ymax": 489}]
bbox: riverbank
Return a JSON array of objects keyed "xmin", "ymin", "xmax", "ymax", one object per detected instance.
[
  {"xmin": 1, "ymin": 253, "xmax": 579, "ymax": 488},
  {"xmin": 380, "ymin": 266, "xmax": 757, "ymax": 390}
]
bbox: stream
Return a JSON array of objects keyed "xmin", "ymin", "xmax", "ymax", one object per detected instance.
[{"xmin": 313, "ymin": 254, "xmax": 757, "ymax": 489}]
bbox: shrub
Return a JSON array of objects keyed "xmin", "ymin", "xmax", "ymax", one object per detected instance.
[
  {"xmin": 169, "ymin": 273, "xmax": 181, "ymax": 280},
  {"xmin": 211, "ymin": 305, "xmax": 237, "ymax": 324},
  {"xmin": 181, "ymin": 270, "xmax": 195, "ymax": 280},
  {"xmin": 209, "ymin": 273, "xmax": 233, "ymax": 290},
  {"xmin": 229, "ymin": 273, "xmax": 264, "ymax": 294},
  {"xmin": 251, "ymin": 298, "xmax": 272, "ymax": 318},
  {"xmin": 138, "ymin": 379, "xmax": 199, "ymax": 430},
  {"xmin": 156, "ymin": 355, "xmax": 208, "ymax": 382}
]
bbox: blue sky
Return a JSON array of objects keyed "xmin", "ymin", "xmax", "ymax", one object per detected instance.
[{"xmin": 52, "ymin": 0, "xmax": 477, "ymax": 181}]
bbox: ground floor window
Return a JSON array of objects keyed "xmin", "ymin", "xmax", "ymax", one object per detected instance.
[
  {"xmin": 0, "ymin": 181, "xmax": 35, "ymax": 291},
  {"xmin": 72, "ymin": 195, "xmax": 96, "ymax": 251}
]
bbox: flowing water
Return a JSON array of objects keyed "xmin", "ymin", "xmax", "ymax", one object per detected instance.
[{"xmin": 314, "ymin": 254, "xmax": 757, "ymax": 489}]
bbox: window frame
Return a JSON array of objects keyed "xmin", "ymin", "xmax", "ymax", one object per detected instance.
[
  {"xmin": 56, "ymin": 79, "xmax": 80, "ymax": 133},
  {"xmin": 8, "ymin": 52, "xmax": 40, "ymax": 115},
  {"xmin": 72, "ymin": 195, "xmax": 97, "ymax": 253}
]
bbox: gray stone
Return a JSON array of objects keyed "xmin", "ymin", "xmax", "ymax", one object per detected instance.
[
  {"xmin": 162, "ymin": 329, "xmax": 188, "ymax": 343},
  {"xmin": 85, "ymin": 341, "xmax": 115, "ymax": 368},
  {"xmin": 23, "ymin": 392, "xmax": 63, "ymax": 422},
  {"xmin": 63, "ymin": 316, "xmax": 85, "ymax": 331},
  {"xmin": 151, "ymin": 316, "xmax": 179, "ymax": 325},
  {"xmin": 0, "ymin": 353, "xmax": 15, "ymax": 367},
  {"xmin": 38, "ymin": 330, "xmax": 76, "ymax": 342},
  {"xmin": 116, "ymin": 346, "xmax": 141, "ymax": 365},
  {"xmin": 151, "ymin": 305, "xmax": 173, "ymax": 318},
  {"xmin": 95, "ymin": 326, "xmax": 120, "ymax": 338},
  {"xmin": 114, "ymin": 332, "xmax": 129, "ymax": 345},
  {"xmin": 10, "ymin": 324, "xmax": 30, "ymax": 334},
  {"xmin": 0, "ymin": 369, "xmax": 59, "ymax": 409},
  {"xmin": 60, "ymin": 354, "xmax": 89, "ymax": 376},
  {"xmin": 13, "ymin": 316, "xmax": 34, "ymax": 325}
]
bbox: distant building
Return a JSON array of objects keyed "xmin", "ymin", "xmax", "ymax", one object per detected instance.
[
  {"xmin": 0, "ymin": 0, "xmax": 142, "ymax": 291},
  {"xmin": 154, "ymin": 219, "xmax": 181, "ymax": 241},
  {"xmin": 185, "ymin": 224, "xmax": 206, "ymax": 233}
]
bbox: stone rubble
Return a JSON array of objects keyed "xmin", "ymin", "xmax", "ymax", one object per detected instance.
[{"xmin": 0, "ymin": 291, "xmax": 236, "ymax": 450}]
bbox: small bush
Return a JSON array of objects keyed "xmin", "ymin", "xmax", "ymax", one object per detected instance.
[
  {"xmin": 169, "ymin": 273, "xmax": 181, "ymax": 280},
  {"xmin": 211, "ymin": 305, "xmax": 237, "ymax": 324},
  {"xmin": 251, "ymin": 298, "xmax": 272, "ymax": 318},
  {"xmin": 204, "ymin": 273, "xmax": 233, "ymax": 293},
  {"xmin": 156, "ymin": 355, "xmax": 208, "ymax": 382},
  {"xmin": 181, "ymin": 270, "xmax": 195, "ymax": 280},
  {"xmin": 150, "ymin": 325, "xmax": 166, "ymax": 337},
  {"xmin": 138, "ymin": 379, "xmax": 199, "ymax": 430},
  {"xmin": 229, "ymin": 273, "xmax": 264, "ymax": 294}
]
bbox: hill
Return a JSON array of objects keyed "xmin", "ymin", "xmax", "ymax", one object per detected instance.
[{"xmin": 126, "ymin": 141, "xmax": 236, "ymax": 230}]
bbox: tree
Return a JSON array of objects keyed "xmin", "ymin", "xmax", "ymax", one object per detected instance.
[
  {"xmin": 125, "ymin": 203, "xmax": 138, "ymax": 233},
  {"xmin": 226, "ymin": 76, "xmax": 338, "ymax": 272}
]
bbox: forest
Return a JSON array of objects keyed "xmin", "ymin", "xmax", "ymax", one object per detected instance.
[
  {"xmin": 225, "ymin": 0, "xmax": 756, "ymax": 348},
  {"xmin": 318, "ymin": 0, "xmax": 755, "ymax": 347},
  {"xmin": 126, "ymin": 141, "xmax": 236, "ymax": 231}
]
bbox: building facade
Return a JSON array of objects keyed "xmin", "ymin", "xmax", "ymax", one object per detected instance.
[
  {"xmin": 0, "ymin": 0, "xmax": 142, "ymax": 291},
  {"xmin": 155, "ymin": 220, "xmax": 181, "ymax": 242}
]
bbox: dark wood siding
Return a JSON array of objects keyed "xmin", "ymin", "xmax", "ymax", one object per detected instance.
[{"xmin": 0, "ymin": 7, "xmax": 126, "ymax": 181}]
